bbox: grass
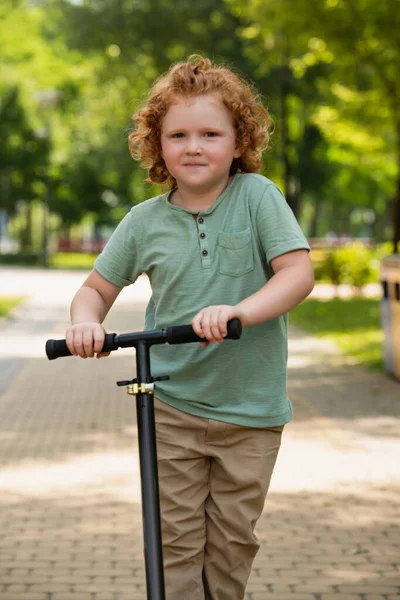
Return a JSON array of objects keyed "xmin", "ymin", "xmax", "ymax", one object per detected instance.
[
  {"xmin": 49, "ymin": 252, "xmax": 97, "ymax": 270},
  {"xmin": 0, "ymin": 296, "xmax": 25, "ymax": 319},
  {"xmin": 289, "ymin": 297, "xmax": 384, "ymax": 371},
  {"xmin": 0, "ymin": 252, "xmax": 97, "ymax": 269}
]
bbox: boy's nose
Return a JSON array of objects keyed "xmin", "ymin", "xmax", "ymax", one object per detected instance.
[{"xmin": 186, "ymin": 137, "xmax": 202, "ymax": 154}]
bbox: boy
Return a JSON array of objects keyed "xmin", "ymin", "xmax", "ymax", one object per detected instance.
[{"xmin": 66, "ymin": 55, "xmax": 314, "ymax": 599}]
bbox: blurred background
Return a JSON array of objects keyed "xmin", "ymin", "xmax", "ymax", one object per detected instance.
[
  {"xmin": 1, "ymin": 0, "xmax": 400, "ymax": 376},
  {"xmin": 1, "ymin": 5, "xmax": 399, "ymax": 594}
]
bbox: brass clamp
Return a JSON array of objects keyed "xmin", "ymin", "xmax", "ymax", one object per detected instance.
[
  {"xmin": 127, "ymin": 382, "xmax": 155, "ymax": 396},
  {"xmin": 116, "ymin": 376, "xmax": 169, "ymax": 397}
]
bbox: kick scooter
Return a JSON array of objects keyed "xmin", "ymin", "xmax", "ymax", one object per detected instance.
[{"xmin": 46, "ymin": 318, "xmax": 242, "ymax": 600}]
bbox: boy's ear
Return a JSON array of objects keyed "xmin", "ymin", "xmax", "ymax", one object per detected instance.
[
  {"xmin": 234, "ymin": 133, "xmax": 249, "ymax": 158},
  {"xmin": 233, "ymin": 142, "xmax": 244, "ymax": 159}
]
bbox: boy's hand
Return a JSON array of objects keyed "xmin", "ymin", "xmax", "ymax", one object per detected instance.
[
  {"xmin": 192, "ymin": 305, "xmax": 241, "ymax": 347},
  {"xmin": 65, "ymin": 322, "xmax": 110, "ymax": 359}
]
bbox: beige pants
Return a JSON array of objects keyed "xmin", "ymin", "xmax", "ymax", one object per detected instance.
[{"xmin": 154, "ymin": 397, "xmax": 283, "ymax": 600}]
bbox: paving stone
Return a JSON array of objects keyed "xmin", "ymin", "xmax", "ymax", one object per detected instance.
[
  {"xmin": 251, "ymin": 594, "xmax": 315, "ymax": 599},
  {"xmin": 337, "ymin": 584, "xmax": 400, "ymax": 593},
  {"xmin": 52, "ymin": 596, "xmax": 92, "ymax": 600},
  {"xmin": 321, "ymin": 596, "xmax": 371, "ymax": 600},
  {"xmin": 29, "ymin": 584, "xmax": 72, "ymax": 592},
  {"xmin": 1, "ymin": 270, "xmax": 399, "ymax": 600},
  {"xmin": 0, "ymin": 595, "xmax": 47, "ymax": 600}
]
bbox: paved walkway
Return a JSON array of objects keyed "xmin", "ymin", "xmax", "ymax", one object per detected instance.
[{"xmin": 0, "ymin": 267, "xmax": 399, "ymax": 600}]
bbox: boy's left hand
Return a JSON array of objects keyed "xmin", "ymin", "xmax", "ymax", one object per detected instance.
[{"xmin": 192, "ymin": 305, "xmax": 240, "ymax": 347}]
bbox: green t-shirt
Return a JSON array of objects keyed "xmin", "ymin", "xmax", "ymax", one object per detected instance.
[{"xmin": 94, "ymin": 173, "xmax": 310, "ymax": 427}]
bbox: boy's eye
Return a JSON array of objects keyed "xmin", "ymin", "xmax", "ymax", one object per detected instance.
[{"xmin": 169, "ymin": 131, "xmax": 218, "ymax": 139}]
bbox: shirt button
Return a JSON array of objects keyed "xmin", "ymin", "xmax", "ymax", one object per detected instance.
[
  {"xmin": 200, "ymin": 232, "xmax": 206, "ymax": 239},
  {"xmin": 198, "ymin": 217, "xmax": 204, "ymax": 224},
  {"xmin": 202, "ymin": 250, "xmax": 208, "ymax": 256}
]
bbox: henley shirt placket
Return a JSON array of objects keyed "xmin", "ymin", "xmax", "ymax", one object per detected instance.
[{"xmin": 197, "ymin": 215, "xmax": 211, "ymax": 270}]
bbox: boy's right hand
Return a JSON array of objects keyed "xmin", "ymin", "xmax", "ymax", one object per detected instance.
[{"xmin": 65, "ymin": 322, "xmax": 110, "ymax": 359}]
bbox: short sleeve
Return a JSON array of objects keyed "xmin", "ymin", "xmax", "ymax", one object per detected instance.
[
  {"xmin": 255, "ymin": 184, "xmax": 310, "ymax": 264},
  {"xmin": 94, "ymin": 208, "xmax": 144, "ymax": 287}
]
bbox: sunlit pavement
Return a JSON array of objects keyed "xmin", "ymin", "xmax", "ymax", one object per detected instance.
[{"xmin": 0, "ymin": 267, "xmax": 399, "ymax": 599}]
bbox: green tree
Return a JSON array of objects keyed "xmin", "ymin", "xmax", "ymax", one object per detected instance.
[
  {"xmin": 289, "ymin": 0, "xmax": 400, "ymax": 250},
  {"xmin": 227, "ymin": 0, "xmax": 398, "ymax": 246},
  {"xmin": 0, "ymin": 86, "xmax": 51, "ymax": 247}
]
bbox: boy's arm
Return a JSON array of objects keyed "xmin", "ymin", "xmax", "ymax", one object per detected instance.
[
  {"xmin": 67, "ymin": 269, "xmax": 122, "ymax": 358},
  {"xmin": 192, "ymin": 249, "xmax": 314, "ymax": 344},
  {"xmin": 235, "ymin": 248, "xmax": 314, "ymax": 327}
]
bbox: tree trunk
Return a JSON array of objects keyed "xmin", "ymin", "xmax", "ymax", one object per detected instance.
[
  {"xmin": 23, "ymin": 203, "xmax": 33, "ymax": 251},
  {"xmin": 280, "ymin": 55, "xmax": 299, "ymax": 216},
  {"xmin": 394, "ymin": 119, "xmax": 400, "ymax": 253},
  {"xmin": 393, "ymin": 178, "xmax": 400, "ymax": 254},
  {"xmin": 309, "ymin": 199, "xmax": 322, "ymax": 238}
]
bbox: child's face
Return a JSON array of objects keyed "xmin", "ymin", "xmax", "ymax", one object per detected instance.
[{"xmin": 160, "ymin": 94, "xmax": 241, "ymax": 194}]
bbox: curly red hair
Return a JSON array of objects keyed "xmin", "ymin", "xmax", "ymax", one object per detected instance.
[{"xmin": 128, "ymin": 55, "xmax": 271, "ymax": 189}]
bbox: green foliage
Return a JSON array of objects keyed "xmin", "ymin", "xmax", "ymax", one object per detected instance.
[
  {"xmin": 321, "ymin": 243, "xmax": 377, "ymax": 288},
  {"xmin": 49, "ymin": 252, "xmax": 97, "ymax": 270},
  {"xmin": 290, "ymin": 297, "xmax": 383, "ymax": 371},
  {"xmin": 321, "ymin": 250, "xmax": 344, "ymax": 286},
  {"xmin": 0, "ymin": 86, "xmax": 50, "ymax": 215},
  {"xmin": 335, "ymin": 244, "xmax": 377, "ymax": 288},
  {"xmin": 372, "ymin": 242, "xmax": 394, "ymax": 260},
  {"xmin": 227, "ymin": 0, "xmax": 399, "ymax": 246},
  {"xmin": 0, "ymin": 296, "xmax": 25, "ymax": 319},
  {"xmin": 1, "ymin": 0, "xmax": 399, "ymax": 249},
  {"xmin": 0, "ymin": 251, "xmax": 97, "ymax": 269},
  {"xmin": 0, "ymin": 252, "xmax": 41, "ymax": 266}
]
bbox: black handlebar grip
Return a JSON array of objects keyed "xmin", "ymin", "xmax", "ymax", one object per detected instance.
[
  {"xmin": 46, "ymin": 333, "xmax": 117, "ymax": 360},
  {"xmin": 45, "ymin": 339, "xmax": 72, "ymax": 360},
  {"xmin": 166, "ymin": 318, "xmax": 242, "ymax": 345},
  {"xmin": 226, "ymin": 318, "xmax": 242, "ymax": 339},
  {"xmin": 165, "ymin": 325, "xmax": 201, "ymax": 345}
]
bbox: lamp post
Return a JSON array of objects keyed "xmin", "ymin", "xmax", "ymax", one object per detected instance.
[{"xmin": 33, "ymin": 89, "xmax": 63, "ymax": 267}]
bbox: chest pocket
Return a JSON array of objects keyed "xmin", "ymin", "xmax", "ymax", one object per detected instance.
[{"xmin": 218, "ymin": 229, "xmax": 254, "ymax": 277}]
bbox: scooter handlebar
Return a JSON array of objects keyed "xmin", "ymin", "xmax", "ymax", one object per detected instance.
[
  {"xmin": 45, "ymin": 319, "xmax": 242, "ymax": 360},
  {"xmin": 45, "ymin": 333, "xmax": 118, "ymax": 361},
  {"xmin": 166, "ymin": 318, "xmax": 242, "ymax": 344}
]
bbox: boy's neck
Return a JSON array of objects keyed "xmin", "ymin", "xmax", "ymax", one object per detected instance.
[{"xmin": 170, "ymin": 176, "xmax": 233, "ymax": 212}]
